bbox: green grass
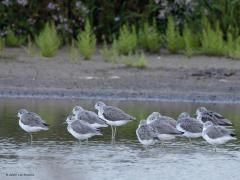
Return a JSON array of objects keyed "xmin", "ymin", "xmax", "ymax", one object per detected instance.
[
  {"xmin": 6, "ymin": 30, "xmax": 26, "ymax": 47},
  {"xmin": 68, "ymin": 39, "xmax": 80, "ymax": 63},
  {"xmin": 100, "ymin": 39, "xmax": 118, "ymax": 63},
  {"xmin": 23, "ymin": 35, "xmax": 35, "ymax": 56},
  {"xmin": 122, "ymin": 52, "xmax": 148, "ymax": 68},
  {"xmin": 0, "ymin": 37, "xmax": 4, "ymax": 52},
  {"xmin": 138, "ymin": 21, "xmax": 161, "ymax": 53},
  {"xmin": 135, "ymin": 52, "xmax": 148, "ymax": 68},
  {"xmin": 227, "ymin": 36, "xmax": 240, "ymax": 59},
  {"xmin": 114, "ymin": 25, "xmax": 137, "ymax": 55},
  {"xmin": 77, "ymin": 19, "xmax": 96, "ymax": 60},
  {"xmin": 35, "ymin": 22, "xmax": 61, "ymax": 57},
  {"xmin": 166, "ymin": 16, "xmax": 184, "ymax": 53},
  {"xmin": 183, "ymin": 23, "xmax": 196, "ymax": 57},
  {"xmin": 200, "ymin": 19, "xmax": 225, "ymax": 56}
]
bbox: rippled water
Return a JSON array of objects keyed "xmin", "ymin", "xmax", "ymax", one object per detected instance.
[{"xmin": 0, "ymin": 98, "xmax": 240, "ymax": 180}]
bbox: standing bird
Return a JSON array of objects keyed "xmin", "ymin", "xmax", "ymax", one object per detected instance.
[
  {"xmin": 65, "ymin": 115, "xmax": 102, "ymax": 143},
  {"xmin": 95, "ymin": 101, "xmax": 135, "ymax": 140},
  {"xmin": 202, "ymin": 121, "xmax": 236, "ymax": 151},
  {"xmin": 146, "ymin": 112, "xmax": 177, "ymax": 128},
  {"xmin": 136, "ymin": 120, "xmax": 158, "ymax": 146},
  {"xmin": 176, "ymin": 112, "xmax": 203, "ymax": 142},
  {"xmin": 196, "ymin": 107, "xmax": 232, "ymax": 126},
  {"xmin": 17, "ymin": 109, "xmax": 49, "ymax": 143},
  {"xmin": 72, "ymin": 106, "xmax": 107, "ymax": 128}
]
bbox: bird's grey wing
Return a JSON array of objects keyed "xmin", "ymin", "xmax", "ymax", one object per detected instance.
[
  {"xmin": 71, "ymin": 121, "xmax": 100, "ymax": 134},
  {"xmin": 218, "ymin": 126, "xmax": 235, "ymax": 136},
  {"xmin": 86, "ymin": 111, "xmax": 106, "ymax": 125},
  {"xmin": 103, "ymin": 106, "xmax": 135, "ymax": 121},
  {"xmin": 210, "ymin": 111, "xmax": 232, "ymax": 125},
  {"xmin": 137, "ymin": 125, "xmax": 157, "ymax": 140},
  {"xmin": 204, "ymin": 111, "xmax": 232, "ymax": 125},
  {"xmin": 180, "ymin": 118, "xmax": 203, "ymax": 133},
  {"xmin": 201, "ymin": 113, "xmax": 215, "ymax": 123},
  {"xmin": 206, "ymin": 126, "xmax": 229, "ymax": 139},
  {"xmin": 150, "ymin": 121, "xmax": 181, "ymax": 134},
  {"xmin": 22, "ymin": 113, "xmax": 48, "ymax": 127},
  {"xmin": 209, "ymin": 111, "xmax": 224, "ymax": 118},
  {"xmin": 78, "ymin": 111, "xmax": 95, "ymax": 124},
  {"xmin": 30, "ymin": 112, "xmax": 49, "ymax": 126},
  {"xmin": 161, "ymin": 116, "xmax": 177, "ymax": 127}
]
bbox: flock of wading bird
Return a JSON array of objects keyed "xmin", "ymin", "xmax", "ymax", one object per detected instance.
[{"xmin": 17, "ymin": 102, "xmax": 237, "ymax": 150}]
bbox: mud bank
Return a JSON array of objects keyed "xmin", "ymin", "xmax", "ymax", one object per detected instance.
[{"xmin": 0, "ymin": 48, "xmax": 240, "ymax": 103}]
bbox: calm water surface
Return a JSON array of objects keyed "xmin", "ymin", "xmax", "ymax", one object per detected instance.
[{"xmin": 0, "ymin": 98, "xmax": 240, "ymax": 180}]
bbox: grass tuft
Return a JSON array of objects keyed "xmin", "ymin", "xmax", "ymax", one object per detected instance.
[
  {"xmin": 23, "ymin": 35, "xmax": 35, "ymax": 56},
  {"xmin": 115, "ymin": 25, "xmax": 137, "ymax": 55},
  {"xmin": 0, "ymin": 37, "xmax": 5, "ymax": 52},
  {"xmin": 166, "ymin": 16, "xmax": 184, "ymax": 53},
  {"xmin": 122, "ymin": 52, "xmax": 148, "ymax": 68},
  {"xmin": 77, "ymin": 19, "xmax": 96, "ymax": 60},
  {"xmin": 183, "ymin": 23, "xmax": 196, "ymax": 57},
  {"xmin": 100, "ymin": 39, "xmax": 118, "ymax": 63},
  {"xmin": 68, "ymin": 39, "xmax": 80, "ymax": 63},
  {"xmin": 35, "ymin": 22, "xmax": 61, "ymax": 57},
  {"xmin": 138, "ymin": 21, "xmax": 161, "ymax": 53},
  {"xmin": 200, "ymin": 18, "xmax": 225, "ymax": 55},
  {"xmin": 6, "ymin": 30, "xmax": 26, "ymax": 47}
]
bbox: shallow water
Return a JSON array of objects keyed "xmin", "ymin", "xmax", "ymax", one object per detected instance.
[{"xmin": 0, "ymin": 98, "xmax": 240, "ymax": 180}]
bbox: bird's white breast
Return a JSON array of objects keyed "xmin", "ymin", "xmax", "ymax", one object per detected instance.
[{"xmin": 19, "ymin": 120, "xmax": 46, "ymax": 133}]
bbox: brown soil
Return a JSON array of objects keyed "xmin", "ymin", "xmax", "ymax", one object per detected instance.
[{"xmin": 1, "ymin": 48, "xmax": 240, "ymax": 103}]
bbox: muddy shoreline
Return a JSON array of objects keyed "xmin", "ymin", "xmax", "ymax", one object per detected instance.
[{"xmin": 1, "ymin": 48, "xmax": 240, "ymax": 103}]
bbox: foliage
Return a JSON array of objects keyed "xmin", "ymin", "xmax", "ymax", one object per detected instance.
[
  {"xmin": 114, "ymin": 25, "xmax": 137, "ymax": 55},
  {"xmin": 183, "ymin": 23, "xmax": 193, "ymax": 57},
  {"xmin": 77, "ymin": 19, "xmax": 96, "ymax": 60},
  {"xmin": 183, "ymin": 23, "xmax": 200, "ymax": 57},
  {"xmin": 135, "ymin": 52, "xmax": 148, "ymax": 68},
  {"xmin": 166, "ymin": 16, "xmax": 184, "ymax": 53},
  {"xmin": 200, "ymin": 18, "xmax": 225, "ymax": 56},
  {"xmin": 35, "ymin": 22, "xmax": 61, "ymax": 57},
  {"xmin": 100, "ymin": 39, "xmax": 118, "ymax": 63},
  {"xmin": 138, "ymin": 21, "xmax": 161, "ymax": 53},
  {"xmin": 23, "ymin": 35, "xmax": 35, "ymax": 56},
  {"xmin": 1, "ymin": 0, "xmax": 240, "ymax": 61},
  {"xmin": 1, "ymin": 0, "xmax": 240, "ymax": 43},
  {"xmin": 68, "ymin": 39, "xmax": 80, "ymax": 63},
  {"xmin": 122, "ymin": 52, "xmax": 148, "ymax": 68},
  {"xmin": 0, "ymin": 37, "xmax": 4, "ymax": 51},
  {"xmin": 0, "ymin": 1, "xmax": 87, "ymax": 40},
  {"xmin": 229, "ymin": 37, "xmax": 240, "ymax": 59},
  {"xmin": 6, "ymin": 30, "xmax": 26, "ymax": 47},
  {"xmin": 226, "ymin": 32, "xmax": 240, "ymax": 60}
]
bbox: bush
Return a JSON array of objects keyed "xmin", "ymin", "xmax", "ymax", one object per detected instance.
[
  {"xmin": 6, "ymin": 30, "xmax": 26, "ymax": 47},
  {"xmin": 183, "ymin": 23, "xmax": 198, "ymax": 57},
  {"xmin": 115, "ymin": 25, "xmax": 137, "ymax": 55},
  {"xmin": 100, "ymin": 39, "xmax": 118, "ymax": 63},
  {"xmin": 35, "ymin": 22, "xmax": 61, "ymax": 57},
  {"xmin": 77, "ymin": 19, "xmax": 96, "ymax": 60},
  {"xmin": 122, "ymin": 52, "xmax": 148, "ymax": 68},
  {"xmin": 200, "ymin": 18, "xmax": 225, "ymax": 55},
  {"xmin": 166, "ymin": 16, "xmax": 184, "ymax": 53},
  {"xmin": 135, "ymin": 52, "xmax": 148, "ymax": 68},
  {"xmin": 68, "ymin": 39, "xmax": 80, "ymax": 63},
  {"xmin": 227, "ymin": 36, "xmax": 240, "ymax": 59},
  {"xmin": 23, "ymin": 35, "xmax": 35, "ymax": 56},
  {"xmin": 138, "ymin": 21, "xmax": 161, "ymax": 53},
  {"xmin": 0, "ymin": 37, "xmax": 4, "ymax": 51}
]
